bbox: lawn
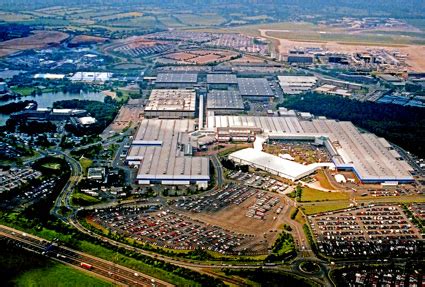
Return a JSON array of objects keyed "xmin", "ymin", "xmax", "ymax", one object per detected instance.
[
  {"xmin": 11, "ymin": 86, "xmax": 36, "ymax": 96},
  {"xmin": 300, "ymin": 187, "xmax": 349, "ymax": 202},
  {"xmin": 301, "ymin": 203, "xmax": 350, "ymax": 215},
  {"xmin": 175, "ymin": 13, "xmax": 226, "ymax": 26},
  {"xmin": 42, "ymin": 163, "xmax": 61, "ymax": 170},
  {"xmin": 79, "ymin": 157, "xmax": 93, "ymax": 175},
  {"xmin": 14, "ymin": 263, "xmax": 111, "ymax": 287},
  {"xmin": 71, "ymin": 192, "xmax": 101, "ymax": 206}
]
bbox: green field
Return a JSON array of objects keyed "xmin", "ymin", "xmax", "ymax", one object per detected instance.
[
  {"xmin": 11, "ymin": 86, "xmax": 36, "ymax": 96},
  {"xmin": 72, "ymin": 192, "xmax": 101, "ymax": 206},
  {"xmin": 175, "ymin": 13, "xmax": 226, "ymax": 26},
  {"xmin": 79, "ymin": 157, "xmax": 93, "ymax": 175},
  {"xmin": 14, "ymin": 263, "xmax": 111, "ymax": 287},
  {"xmin": 300, "ymin": 187, "xmax": 350, "ymax": 202},
  {"xmin": 266, "ymin": 30, "xmax": 425, "ymax": 45},
  {"xmin": 0, "ymin": 238, "xmax": 110, "ymax": 287},
  {"xmin": 301, "ymin": 203, "xmax": 350, "ymax": 215},
  {"xmin": 42, "ymin": 163, "xmax": 61, "ymax": 170}
]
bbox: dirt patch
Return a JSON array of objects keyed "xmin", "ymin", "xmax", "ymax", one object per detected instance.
[
  {"xmin": 0, "ymin": 30, "xmax": 69, "ymax": 57},
  {"xmin": 69, "ymin": 35, "xmax": 108, "ymax": 46}
]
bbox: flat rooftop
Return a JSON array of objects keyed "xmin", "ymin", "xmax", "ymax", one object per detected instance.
[
  {"xmin": 208, "ymin": 115, "xmax": 414, "ymax": 182},
  {"xmin": 237, "ymin": 78, "xmax": 274, "ymax": 97},
  {"xmin": 207, "ymin": 90, "xmax": 244, "ymax": 110},
  {"xmin": 127, "ymin": 119, "xmax": 209, "ymax": 182},
  {"xmin": 156, "ymin": 73, "xmax": 198, "ymax": 83},
  {"xmin": 278, "ymin": 76, "xmax": 318, "ymax": 85},
  {"xmin": 145, "ymin": 89, "xmax": 196, "ymax": 112},
  {"xmin": 207, "ymin": 74, "xmax": 238, "ymax": 84}
]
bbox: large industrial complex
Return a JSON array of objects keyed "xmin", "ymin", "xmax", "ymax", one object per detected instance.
[
  {"xmin": 126, "ymin": 119, "xmax": 210, "ymax": 188},
  {"xmin": 207, "ymin": 115, "xmax": 414, "ymax": 183},
  {"xmin": 2, "ymin": 4, "xmax": 424, "ymax": 284}
]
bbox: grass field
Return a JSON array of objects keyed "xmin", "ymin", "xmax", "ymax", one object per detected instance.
[
  {"xmin": 300, "ymin": 187, "xmax": 349, "ymax": 202},
  {"xmin": 14, "ymin": 263, "xmax": 111, "ymax": 287},
  {"xmin": 79, "ymin": 157, "xmax": 93, "ymax": 175},
  {"xmin": 72, "ymin": 192, "xmax": 101, "ymax": 206},
  {"xmin": 42, "ymin": 163, "xmax": 61, "ymax": 170},
  {"xmin": 175, "ymin": 13, "xmax": 226, "ymax": 26},
  {"xmin": 11, "ymin": 86, "xmax": 36, "ymax": 96},
  {"xmin": 301, "ymin": 203, "xmax": 350, "ymax": 215}
]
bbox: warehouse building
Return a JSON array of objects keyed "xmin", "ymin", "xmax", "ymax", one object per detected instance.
[
  {"xmin": 237, "ymin": 78, "xmax": 274, "ymax": 100},
  {"xmin": 287, "ymin": 55, "xmax": 314, "ymax": 65},
  {"xmin": 155, "ymin": 73, "xmax": 198, "ymax": 88},
  {"xmin": 206, "ymin": 90, "xmax": 244, "ymax": 115},
  {"xmin": 126, "ymin": 119, "xmax": 210, "ymax": 188},
  {"xmin": 278, "ymin": 76, "xmax": 318, "ymax": 95},
  {"xmin": 319, "ymin": 78, "xmax": 363, "ymax": 90},
  {"xmin": 144, "ymin": 89, "xmax": 196, "ymax": 119},
  {"xmin": 207, "ymin": 74, "xmax": 238, "ymax": 89},
  {"xmin": 315, "ymin": 84, "xmax": 352, "ymax": 97},
  {"xmin": 207, "ymin": 115, "xmax": 414, "ymax": 184}
]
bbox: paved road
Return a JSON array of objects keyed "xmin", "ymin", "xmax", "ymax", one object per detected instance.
[
  {"xmin": 210, "ymin": 155, "xmax": 224, "ymax": 188},
  {"xmin": 0, "ymin": 225, "xmax": 172, "ymax": 287},
  {"xmin": 50, "ymin": 150, "xmax": 82, "ymax": 222}
]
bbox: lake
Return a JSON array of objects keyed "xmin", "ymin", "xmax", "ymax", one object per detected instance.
[{"xmin": 0, "ymin": 91, "xmax": 105, "ymax": 125}]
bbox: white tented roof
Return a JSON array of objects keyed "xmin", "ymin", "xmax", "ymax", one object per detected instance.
[{"xmin": 229, "ymin": 148, "xmax": 332, "ymax": 181}]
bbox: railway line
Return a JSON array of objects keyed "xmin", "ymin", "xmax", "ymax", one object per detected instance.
[{"xmin": 0, "ymin": 225, "xmax": 172, "ymax": 287}]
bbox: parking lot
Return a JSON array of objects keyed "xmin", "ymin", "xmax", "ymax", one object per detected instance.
[
  {"xmin": 309, "ymin": 205, "xmax": 422, "ymax": 258},
  {"xmin": 228, "ymin": 171, "xmax": 291, "ymax": 193},
  {"xmin": 173, "ymin": 183, "xmax": 257, "ymax": 213},
  {"xmin": 90, "ymin": 206, "xmax": 257, "ymax": 254}
]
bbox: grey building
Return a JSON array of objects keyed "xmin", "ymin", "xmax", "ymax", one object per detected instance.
[
  {"xmin": 155, "ymin": 73, "xmax": 198, "ymax": 88},
  {"xmin": 237, "ymin": 78, "xmax": 274, "ymax": 101},
  {"xmin": 207, "ymin": 74, "xmax": 238, "ymax": 90},
  {"xmin": 207, "ymin": 90, "xmax": 244, "ymax": 115}
]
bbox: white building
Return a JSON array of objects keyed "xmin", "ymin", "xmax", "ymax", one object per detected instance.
[
  {"xmin": 144, "ymin": 89, "xmax": 196, "ymax": 119},
  {"xmin": 278, "ymin": 76, "xmax": 318, "ymax": 94},
  {"xmin": 229, "ymin": 148, "xmax": 333, "ymax": 181},
  {"xmin": 70, "ymin": 72, "xmax": 112, "ymax": 83}
]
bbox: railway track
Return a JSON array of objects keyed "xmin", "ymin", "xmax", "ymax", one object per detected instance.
[{"xmin": 0, "ymin": 225, "xmax": 172, "ymax": 287}]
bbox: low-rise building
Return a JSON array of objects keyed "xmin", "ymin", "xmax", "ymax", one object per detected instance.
[
  {"xmin": 87, "ymin": 167, "xmax": 106, "ymax": 181},
  {"xmin": 206, "ymin": 74, "xmax": 238, "ymax": 89},
  {"xmin": 126, "ymin": 119, "xmax": 209, "ymax": 188},
  {"xmin": 237, "ymin": 78, "xmax": 274, "ymax": 101},
  {"xmin": 144, "ymin": 89, "xmax": 196, "ymax": 119},
  {"xmin": 207, "ymin": 90, "xmax": 244, "ymax": 115},
  {"xmin": 278, "ymin": 76, "xmax": 318, "ymax": 94},
  {"xmin": 155, "ymin": 73, "xmax": 198, "ymax": 88}
]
